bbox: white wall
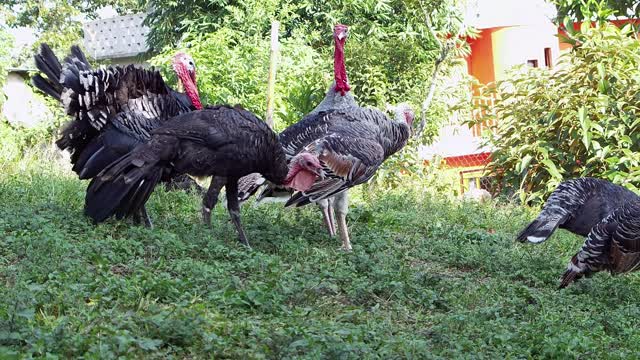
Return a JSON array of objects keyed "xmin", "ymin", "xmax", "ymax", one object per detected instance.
[{"xmin": 2, "ymin": 72, "xmax": 53, "ymax": 127}]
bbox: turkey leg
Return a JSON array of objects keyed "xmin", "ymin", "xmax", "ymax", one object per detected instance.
[
  {"xmin": 317, "ymin": 198, "xmax": 336, "ymax": 237},
  {"xmin": 132, "ymin": 207, "xmax": 153, "ymax": 229},
  {"xmin": 225, "ymin": 178, "xmax": 250, "ymax": 247},
  {"xmin": 202, "ymin": 176, "xmax": 227, "ymax": 227},
  {"xmin": 334, "ymin": 191, "xmax": 352, "ymax": 251},
  {"xmin": 140, "ymin": 207, "xmax": 153, "ymax": 229}
]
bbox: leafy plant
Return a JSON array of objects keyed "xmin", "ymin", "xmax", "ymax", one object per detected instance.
[
  {"xmin": 551, "ymin": 0, "xmax": 640, "ymax": 23},
  {"xmin": 0, "ymin": 26, "xmax": 12, "ymax": 111},
  {"xmin": 5, "ymin": 142, "xmax": 640, "ymax": 358},
  {"xmin": 470, "ymin": 23, "xmax": 640, "ymax": 204}
]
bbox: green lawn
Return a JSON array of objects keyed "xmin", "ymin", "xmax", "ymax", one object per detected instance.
[{"xmin": 2, "ymin": 153, "xmax": 640, "ymax": 358}]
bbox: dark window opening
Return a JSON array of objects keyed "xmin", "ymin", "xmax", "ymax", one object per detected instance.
[
  {"xmin": 526, "ymin": 59, "xmax": 539, "ymax": 68},
  {"xmin": 544, "ymin": 48, "xmax": 552, "ymax": 68}
]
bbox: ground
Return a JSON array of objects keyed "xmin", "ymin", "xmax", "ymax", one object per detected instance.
[{"xmin": 2, "ymin": 152, "xmax": 640, "ymax": 358}]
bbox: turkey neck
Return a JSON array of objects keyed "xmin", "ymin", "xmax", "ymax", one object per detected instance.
[
  {"xmin": 333, "ymin": 34, "xmax": 349, "ymax": 95},
  {"xmin": 260, "ymin": 144, "xmax": 290, "ymax": 185},
  {"xmin": 174, "ymin": 66, "xmax": 202, "ymax": 110},
  {"xmin": 380, "ymin": 121, "xmax": 411, "ymax": 158}
]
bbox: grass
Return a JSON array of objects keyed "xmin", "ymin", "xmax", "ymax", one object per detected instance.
[{"xmin": 2, "ymin": 150, "xmax": 640, "ymax": 358}]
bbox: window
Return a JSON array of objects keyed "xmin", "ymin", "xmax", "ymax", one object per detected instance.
[
  {"xmin": 544, "ymin": 48, "xmax": 552, "ymax": 68},
  {"xmin": 526, "ymin": 59, "xmax": 539, "ymax": 68}
]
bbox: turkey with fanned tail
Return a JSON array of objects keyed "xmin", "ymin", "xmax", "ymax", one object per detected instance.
[
  {"xmin": 32, "ymin": 43, "xmax": 202, "ymax": 226},
  {"xmin": 84, "ymin": 105, "xmax": 322, "ymax": 247},
  {"xmin": 516, "ymin": 178, "xmax": 637, "ymax": 244}
]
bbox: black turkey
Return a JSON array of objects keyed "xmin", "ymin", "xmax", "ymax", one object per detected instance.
[
  {"xmin": 516, "ymin": 178, "xmax": 637, "ymax": 244},
  {"xmin": 32, "ymin": 44, "xmax": 202, "ymax": 225},
  {"xmin": 559, "ymin": 198, "xmax": 640, "ymax": 288},
  {"xmin": 84, "ymin": 105, "xmax": 322, "ymax": 247}
]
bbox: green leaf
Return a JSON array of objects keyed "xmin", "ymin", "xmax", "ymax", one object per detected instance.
[{"xmin": 541, "ymin": 159, "xmax": 562, "ymax": 179}]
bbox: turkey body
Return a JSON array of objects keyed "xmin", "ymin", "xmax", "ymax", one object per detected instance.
[
  {"xmin": 84, "ymin": 105, "xmax": 318, "ymax": 247},
  {"xmin": 516, "ymin": 178, "xmax": 637, "ymax": 243},
  {"xmin": 282, "ymin": 104, "xmax": 413, "ymax": 250},
  {"xmin": 560, "ymin": 198, "xmax": 640, "ymax": 288},
  {"xmin": 32, "ymin": 44, "xmax": 201, "ymax": 225}
]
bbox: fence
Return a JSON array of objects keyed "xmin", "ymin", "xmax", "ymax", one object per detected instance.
[{"xmin": 470, "ymin": 96, "xmax": 497, "ymax": 137}]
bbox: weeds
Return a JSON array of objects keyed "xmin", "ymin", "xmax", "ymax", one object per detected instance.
[{"xmin": 1, "ymin": 150, "xmax": 640, "ymax": 358}]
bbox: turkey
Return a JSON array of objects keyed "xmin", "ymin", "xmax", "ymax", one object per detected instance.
[
  {"xmin": 237, "ymin": 23, "xmax": 358, "ymax": 238},
  {"xmin": 283, "ymin": 103, "xmax": 414, "ymax": 251},
  {"xmin": 84, "ymin": 105, "xmax": 323, "ymax": 247},
  {"xmin": 516, "ymin": 178, "xmax": 637, "ymax": 244},
  {"xmin": 32, "ymin": 43, "xmax": 202, "ymax": 225},
  {"xmin": 559, "ymin": 198, "xmax": 640, "ymax": 288}
]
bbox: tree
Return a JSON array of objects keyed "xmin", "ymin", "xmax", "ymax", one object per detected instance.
[{"xmin": 552, "ymin": 0, "xmax": 640, "ymax": 23}]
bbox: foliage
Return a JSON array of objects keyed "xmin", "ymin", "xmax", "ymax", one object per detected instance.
[
  {"xmin": 144, "ymin": 0, "xmax": 446, "ymax": 51},
  {"xmin": 4, "ymin": 147, "xmax": 640, "ymax": 357},
  {"xmin": 0, "ymin": 26, "xmax": 13, "ymax": 110},
  {"xmin": 551, "ymin": 0, "xmax": 640, "ymax": 23},
  {"xmin": 470, "ymin": 23, "xmax": 640, "ymax": 204},
  {"xmin": 149, "ymin": 29, "xmax": 326, "ymax": 131}
]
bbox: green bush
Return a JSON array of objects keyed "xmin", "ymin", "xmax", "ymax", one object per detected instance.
[{"xmin": 472, "ymin": 23, "xmax": 640, "ymax": 204}]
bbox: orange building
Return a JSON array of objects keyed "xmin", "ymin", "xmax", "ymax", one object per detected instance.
[{"xmin": 421, "ymin": 0, "xmax": 560, "ymax": 192}]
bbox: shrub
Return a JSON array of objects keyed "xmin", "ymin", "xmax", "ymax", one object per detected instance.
[{"xmin": 471, "ymin": 23, "xmax": 640, "ymax": 204}]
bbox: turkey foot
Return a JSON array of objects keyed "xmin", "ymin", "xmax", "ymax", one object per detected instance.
[
  {"xmin": 226, "ymin": 179, "xmax": 251, "ymax": 248},
  {"xmin": 202, "ymin": 176, "xmax": 226, "ymax": 227}
]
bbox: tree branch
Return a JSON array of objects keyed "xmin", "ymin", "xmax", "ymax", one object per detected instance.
[{"xmin": 415, "ymin": 3, "xmax": 467, "ymax": 139}]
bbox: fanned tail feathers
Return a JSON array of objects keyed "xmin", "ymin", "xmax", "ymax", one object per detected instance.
[{"xmin": 32, "ymin": 43, "xmax": 63, "ymax": 100}]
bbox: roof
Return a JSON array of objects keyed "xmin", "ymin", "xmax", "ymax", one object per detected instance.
[{"xmin": 83, "ymin": 13, "xmax": 150, "ymax": 60}]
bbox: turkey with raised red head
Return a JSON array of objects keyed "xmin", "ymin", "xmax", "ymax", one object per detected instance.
[
  {"xmin": 32, "ymin": 44, "xmax": 202, "ymax": 225},
  {"xmin": 84, "ymin": 105, "xmax": 322, "ymax": 247},
  {"xmin": 238, "ymin": 24, "xmax": 371, "ymax": 240}
]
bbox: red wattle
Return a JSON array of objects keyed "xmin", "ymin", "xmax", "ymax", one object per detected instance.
[
  {"xmin": 174, "ymin": 63, "xmax": 202, "ymax": 110},
  {"xmin": 333, "ymin": 38, "xmax": 350, "ymax": 96}
]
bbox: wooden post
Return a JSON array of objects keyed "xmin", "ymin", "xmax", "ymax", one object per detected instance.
[{"xmin": 265, "ymin": 21, "xmax": 280, "ymax": 128}]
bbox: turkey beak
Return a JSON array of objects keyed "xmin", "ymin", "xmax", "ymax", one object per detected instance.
[{"xmin": 337, "ymin": 30, "xmax": 347, "ymax": 40}]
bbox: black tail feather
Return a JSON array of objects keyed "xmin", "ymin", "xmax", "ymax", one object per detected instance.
[
  {"xmin": 70, "ymin": 45, "xmax": 89, "ymax": 69},
  {"xmin": 55, "ymin": 120, "xmax": 98, "ymax": 160},
  {"xmin": 74, "ymin": 128, "xmax": 139, "ymax": 179},
  {"xmin": 84, "ymin": 152, "xmax": 163, "ymax": 223},
  {"xmin": 516, "ymin": 214, "xmax": 566, "ymax": 244},
  {"xmin": 31, "ymin": 74, "xmax": 61, "ymax": 100},
  {"xmin": 32, "ymin": 43, "xmax": 63, "ymax": 99}
]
